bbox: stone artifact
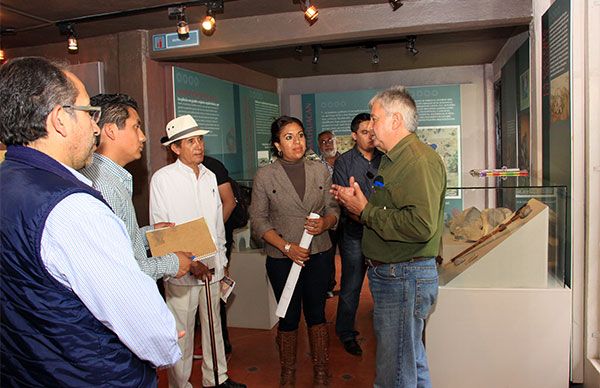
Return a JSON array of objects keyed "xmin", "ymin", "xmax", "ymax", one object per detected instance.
[
  {"xmin": 451, "ymin": 203, "xmax": 533, "ymax": 265},
  {"xmin": 481, "ymin": 208, "xmax": 513, "ymax": 235},
  {"xmin": 448, "ymin": 206, "xmax": 512, "ymax": 241}
]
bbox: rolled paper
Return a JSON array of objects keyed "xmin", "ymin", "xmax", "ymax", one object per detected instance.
[{"xmin": 275, "ymin": 212, "xmax": 320, "ymax": 318}]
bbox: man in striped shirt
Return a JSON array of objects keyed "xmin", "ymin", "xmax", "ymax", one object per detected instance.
[{"xmin": 81, "ymin": 94, "xmax": 200, "ymax": 280}]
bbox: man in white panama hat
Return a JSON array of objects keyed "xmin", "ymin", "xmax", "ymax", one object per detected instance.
[{"xmin": 149, "ymin": 115, "xmax": 246, "ymax": 388}]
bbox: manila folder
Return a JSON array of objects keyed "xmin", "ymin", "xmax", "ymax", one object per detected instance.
[{"xmin": 146, "ymin": 218, "xmax": 217, "ymax": 263}]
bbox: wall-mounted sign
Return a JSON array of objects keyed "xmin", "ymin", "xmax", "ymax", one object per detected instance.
[
  {"xmin": 153, "ymin": 30, "xmax": 200, "ymax": 51},
  {"xmin": 171, "ymin": 67, "xmax": 279, "ymax": 179},
  {"xmin": 301, "ymin": 85, "xmax": 463, "ymax": 215}
]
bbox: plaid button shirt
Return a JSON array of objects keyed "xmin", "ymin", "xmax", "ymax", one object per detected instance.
[{"xmin": 81, "ymin": 153, "xmax": 179, "ymax": 279}]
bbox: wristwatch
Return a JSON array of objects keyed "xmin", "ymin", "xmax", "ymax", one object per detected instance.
[{"xmin": 284, "ymin": 242, "xmax": 292, "ymax": 254}]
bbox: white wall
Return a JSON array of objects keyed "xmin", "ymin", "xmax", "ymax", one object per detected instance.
[{"xmin": 581, "ymin": 0, "xmax": 600, "ymax": 386}]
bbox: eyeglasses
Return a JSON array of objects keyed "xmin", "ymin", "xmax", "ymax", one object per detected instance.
[
  {"xmin": 319, "ymin": 138, "xmax": 335, "ymax": 145},
  {"xmin": 63, "ymin": 105, "xmax": 102, "ymax": 123}
]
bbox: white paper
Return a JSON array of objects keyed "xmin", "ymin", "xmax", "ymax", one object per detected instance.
[
  {"xmin": 276, "ymin": 212, "xmax": 320, "ymax": 318},
  {"xmin": 220, "ymin": 275, "xmax": 235, "ymax": 303}
]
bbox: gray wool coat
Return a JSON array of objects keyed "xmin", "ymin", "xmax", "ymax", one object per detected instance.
[{"xmin": 249, "ymin": 159, "xmax": 340, "ymax": 259}]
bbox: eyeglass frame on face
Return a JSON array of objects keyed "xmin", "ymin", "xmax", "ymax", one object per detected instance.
[
  {"xmin": 319, "ymin": 138, "xmax": 335, "ymax": 145},
  {"xmin": 62, "ymin": 105, "xmax": 102, "ymax": 123}
]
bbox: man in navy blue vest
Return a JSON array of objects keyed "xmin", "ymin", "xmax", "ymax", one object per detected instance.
[{"xmin": 0, "ymin": 57, "xmax": 182, "ymax": 387}]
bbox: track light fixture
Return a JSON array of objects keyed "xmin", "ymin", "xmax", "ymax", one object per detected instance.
[
  {"xmin": 177, "ymin": 18, "xmax": 189, "ymax": 40},
  {"xmin": 302, "ymin": 0, "xmax": 319, "ymax": 26},
  {"xmin": 177, "ymin": 19, "xmax": 190, "ymax": 40},
  {"xmin": 201, "ymin": 11, "xmax": 216, "ymax": 35},
  {"xmin": 58, "ymin": 23, "xmax": 78, "ymax": 54},
  {"xmin": 40, "ymin": 1, "xmax": 228, "ymax": 53},
  {"xmin": 67, "ymin": 33, "xmax": 78, "ymax": 53},
  {"xmin": 168, "ymin": 6, "xmax": 190, "ymax": 40},
  {"xmin": 202, "ymin": 1, "xmax": 223, "ymax": 36},
  {"xmin": 388, "ymin": 0, "xmax": 404, "ymax": 11},
  {"xmin": 406, "ymin": 35, "xmax": 418, "ymax": 55},
  {"xmin": 312, "ymin": 45, "xmax": 320, "ymax": 64}
]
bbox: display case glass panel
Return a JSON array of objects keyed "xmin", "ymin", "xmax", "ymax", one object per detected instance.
[{"xmin": 440, "ymin": 183, "xmax": 567, "ymax": 289}]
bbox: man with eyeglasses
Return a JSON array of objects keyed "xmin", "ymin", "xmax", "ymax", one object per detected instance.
[
  {"xmin": 317, "ymin": 130, "xmax": 339, "ymax": 175},
  {"xmin": 331, "ymin": 86, "xmax": 446, "ymax": 388},
  {"xmin": 80, "ymin": 94, "xmax": 198, "ymax": 282},
  {"xmin": 0, "ymin": 57, "xmax": 181, "ymax": 386},
  {"xmin": 317, "ymin": 130, "xmax": 341, "ymax": 298},
  {"xmin": 332, "ymin": 113, "xmax": 382, "ymax": 356}
]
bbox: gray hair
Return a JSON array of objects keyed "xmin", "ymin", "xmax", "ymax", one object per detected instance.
[{"xmin": 369, "ymin": 86, "xmax": 418, "ymax": 132}]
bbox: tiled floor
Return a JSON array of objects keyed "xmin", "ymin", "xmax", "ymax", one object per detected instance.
[{"xmin": 158, "ymin": 255, "xmax": 376, "ymax": 387}]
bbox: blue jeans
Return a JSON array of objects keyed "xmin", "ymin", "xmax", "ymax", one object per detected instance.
[
  {"xmin": 368, "ymin": 258, "xmax": 438, "ymax": 388},
  {"xmin": 335, "ymin": 232, "xmax": 367, "ymax": 342}
]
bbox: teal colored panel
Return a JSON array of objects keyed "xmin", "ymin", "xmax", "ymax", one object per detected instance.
[
  {"xmin": 238, "ymin": 85, "xmax": 280, "ymax": 179},
  {"xmin": 301, "ymin": 85, "xmax": 462, "ymax": 203},
  {"xmin": 172, "ymin": 67, "xmax": 236, "ymax": 160},
  {"xmin": 301, "ymin": 94, "xmax": 318, "ymax": 151},
  {"xmin": 171, "ymin": 67, "xmax": 279, "ymax": 179}
]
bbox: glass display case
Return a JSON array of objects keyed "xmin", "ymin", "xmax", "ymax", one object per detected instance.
[
  {"xmin": 439, "ymin": 182, "xmax": 568, "ymax": 288},
  {"xmin": 427, "ymin": 183, "xmax": 571, "ymax": 388}
]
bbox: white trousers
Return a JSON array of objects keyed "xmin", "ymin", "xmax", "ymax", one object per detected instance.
[{"xmin": 166, "ymin": 282, "xmax": 228, "ymax": 388}]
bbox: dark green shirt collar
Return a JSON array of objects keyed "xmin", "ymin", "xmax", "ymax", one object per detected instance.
[{"xmin": 384, "ymin": 133, "xmax": 418, "ymax": 163}]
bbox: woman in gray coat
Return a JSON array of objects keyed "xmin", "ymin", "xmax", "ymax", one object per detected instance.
[{"xmin": 249, "ymin": 116, "xmax": 339, "ymax": 387}]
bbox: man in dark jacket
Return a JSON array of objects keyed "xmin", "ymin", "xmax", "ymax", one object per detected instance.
[{"xmin": 0, "ymin": 57, "xmax": 181, "ymax": 387}]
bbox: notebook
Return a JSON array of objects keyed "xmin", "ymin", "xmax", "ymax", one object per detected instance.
[{"xmin": 146, "ymin": 217, "xmax": 217, "ymax": 267}]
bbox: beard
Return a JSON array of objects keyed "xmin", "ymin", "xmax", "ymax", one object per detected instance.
[{"xmin": 322, "ymin": 149, "xmax": 337, "ymax": 158}]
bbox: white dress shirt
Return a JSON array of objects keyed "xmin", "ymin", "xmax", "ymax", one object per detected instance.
[
  {"xmin": 149, "ymin": 159, "xmax": 227, "ymax": 286},
  {"xmin": 40, "ymin": 166, "xmax": 181, "ymax": 368}
]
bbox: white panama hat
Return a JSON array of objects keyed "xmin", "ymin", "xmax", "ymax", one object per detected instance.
[{"xmin": 161, "ymin": 115, "xmax": 209, "ymax": 146}]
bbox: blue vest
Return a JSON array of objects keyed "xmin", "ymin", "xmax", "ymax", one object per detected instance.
[{"xmin": 0, "ymin": 146, "xmax": 156, "ymax": 387}]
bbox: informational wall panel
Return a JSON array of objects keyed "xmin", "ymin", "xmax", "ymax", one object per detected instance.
[
  {"xmin": 301, "ymin": 85, "xmax": 462, "ymax": 214},
  {"xmin": 172, "ymin": 67, "xmax": 279, "ymax": 179}
]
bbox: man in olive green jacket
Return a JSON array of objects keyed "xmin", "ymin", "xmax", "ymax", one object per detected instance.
[{"xmin": 331, "ymin": 85, "xmax": 446, "ymax": 388}]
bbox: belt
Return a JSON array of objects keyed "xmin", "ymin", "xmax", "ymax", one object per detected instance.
[{"xmin": 365, "ymin": 256, "xmax": 431, "ymax": 267}]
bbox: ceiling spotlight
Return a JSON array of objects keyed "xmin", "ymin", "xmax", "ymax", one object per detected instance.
[
  {"xmin": 168, "ymin": 6, "xmax": 190, "ymax": 40},
  {"xmin": 302, "ymin": 0, "xmax": 319, "ymax": 26},
  {"xmin": 177, "ymin": 19, "xmax": 190, "ymax": 40},
  {"xmin": 406, "ymin": 35, "xmax": 419, "ymax": 55},
  {"xmin": 312, "ymin": 45, "xmax": 320, "ymax": 64},
  {"xmin": 66, "ymin": 24, "xmax": 78, "ymax": 54},
  {"xmin": 201, "ymin": 12, "xmax": 216, "ymax": 35},
  {"xmin": 389, "ymin": 0, "xmax": 404, "ymax": 11},
  {"xmin": 58, "ymin": 23, "xmax": 78, "ymax": 53},
  {"xmin": 202, "ymin": 1, "xmax": 223, "ymax": 36},
  {"xmin": 370, "ymin": 45, "xmax": 380, "ymax": 65},
  {"xmin": 177, "ymin": 8, "xmax": 189, "ymax": 40}
]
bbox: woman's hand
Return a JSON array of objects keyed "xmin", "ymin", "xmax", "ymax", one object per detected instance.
[
  {"xmin": 285, "ymin": 243, "xmax": 310, "ymax": 267},
  {"xmin": 304, "ymin": 214, "xmax": 336, "ymax": 235}
]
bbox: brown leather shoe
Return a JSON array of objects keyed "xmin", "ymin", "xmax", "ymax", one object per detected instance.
[{"xmin": 308, "ymin": 323, "xmax": 330, "ymax": 387}]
